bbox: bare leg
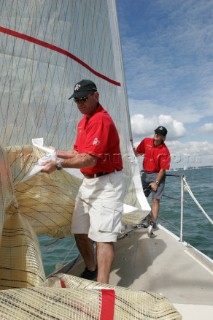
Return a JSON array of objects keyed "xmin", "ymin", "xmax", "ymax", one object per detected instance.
[
  {"xmin": 151, "ymin": 198, "xmax": 160, "ymax": 222},
  {"xmin": 147, "ymin": 199, "xmax": 160, "ymax": 237},
  {"xmin": 74, "ymin": 234, "xmax": 96, "ymax": 271},
  {"xmin": 96, "ymin": 242, "xmax": 114, "ymax": 283}
]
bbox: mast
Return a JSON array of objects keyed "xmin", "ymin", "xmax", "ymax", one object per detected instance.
[{"xmin": 110, "ymin": 0, "xmax": 134, "ymax": 144}]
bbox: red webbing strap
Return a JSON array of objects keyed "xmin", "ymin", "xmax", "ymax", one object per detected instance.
[
  {"xmin": 100, "ymin": 289, "xmax": 115, "ymax": 320},
  {"xmin": 59, "ymin": 279, "xmax": 66, "ymax": 288},
  {"xmin": 50, "ymin": 275, "xmax": 66, "ymax": 288},
  {"xmin": 0, "ymin": 26, "xmax": 121, "ymax": 87}
]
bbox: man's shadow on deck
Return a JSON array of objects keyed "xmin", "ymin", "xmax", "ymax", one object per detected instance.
[{"xmin": 111, "ymin": 229, "xmax": 167, "ymax": 288}]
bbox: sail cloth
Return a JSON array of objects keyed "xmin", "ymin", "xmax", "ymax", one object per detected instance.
[
  {"xmin": 0, "ymin": 274, "xmax": 181, "ymax": 320},
  {"xmin": 0, "ymin": 0, "xmax": 150, "ymax": 289},
  {"xmin": 0, "ymin": 144, "xmax": 81, "ymax": 289}
]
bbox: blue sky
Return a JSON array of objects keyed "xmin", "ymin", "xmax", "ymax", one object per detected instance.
[{"xmin": 116, "ymin": 0, "xmax": 213, "ymax": 167}]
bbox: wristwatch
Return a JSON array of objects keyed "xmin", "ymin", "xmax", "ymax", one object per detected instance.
[
  {"xmin": 155, "ymin": 180, "xmax": 159, "ymax": 185},
  {"xmin": 56, "ymin": 159, "xmax": 63, "ymax": 170}
]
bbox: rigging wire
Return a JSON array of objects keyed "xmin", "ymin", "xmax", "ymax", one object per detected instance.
[
  {"xmin": 163, "ymin": 194, "xmax": 189, "ymax": 203},
  {"xmin": 165, "ymin": 173, "xmax": 212, "ymax": 225},
  {"xmin": 183, "ymin": 177, "xmax": 213, "ymax": 225},
  {"xmin": 158, "ymin": 216, "xmax": 180, "ymax": 233}
]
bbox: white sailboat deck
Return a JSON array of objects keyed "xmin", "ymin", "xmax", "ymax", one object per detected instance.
[{"xmin": 68, "ymin": 225, "xmax": 213, "ymax": 320}]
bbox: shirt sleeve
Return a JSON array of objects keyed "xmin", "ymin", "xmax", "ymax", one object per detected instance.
[{"xmin": 136, "ymin": 139, "xmax": 145, "ymax": 154}]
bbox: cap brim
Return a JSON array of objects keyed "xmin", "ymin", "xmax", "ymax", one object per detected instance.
[
  {"xmin": 68, "ymin": 89, "xmax": 97, "ymax": 100},
  {"xmin": 155, "ymin": 130, "xmax": 166, "ymax": 136}
]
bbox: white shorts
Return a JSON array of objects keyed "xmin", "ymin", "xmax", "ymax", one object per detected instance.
[{"xmin": 71, "ymin": 171, "xmax": 124, "ymax": 242}]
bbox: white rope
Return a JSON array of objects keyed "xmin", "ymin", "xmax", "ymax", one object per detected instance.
[
  {"xmin": 183, "ymin": 177, "xmax": 213, "ymax": 225},
  {"xmin": 62, "ymin": 240, "xmax": 77, "ymax": 265},
  {"xmin": 55, "ymin": 240, "xmax": 77, "ymax": 272}
]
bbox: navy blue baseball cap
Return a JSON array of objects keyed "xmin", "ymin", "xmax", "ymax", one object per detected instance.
[
  {"xmin": 154, "ymin": 126, "xmax": 168, "ymax": 136},
  {"xmin": 69, "ymin": 79, "xmax": 97, "ymax": 99}
]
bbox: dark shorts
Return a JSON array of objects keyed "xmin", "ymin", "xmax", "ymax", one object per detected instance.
[{"xmin": 141, "ymin": 172, "xmax": 165, "ymax": 200}]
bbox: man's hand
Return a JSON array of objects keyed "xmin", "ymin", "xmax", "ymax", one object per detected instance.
[
  {"xmin": 149, "ymin": 182, "xmax": 158, "ymax": 191},
  {"xmin": 41, "ymin": 161, "xmax": 57, "ymax": 174}
]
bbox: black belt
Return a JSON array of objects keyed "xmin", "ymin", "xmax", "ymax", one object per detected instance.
[{"xmin": 83, "ymin": 170, "xmax": 122, "ymax": 179}]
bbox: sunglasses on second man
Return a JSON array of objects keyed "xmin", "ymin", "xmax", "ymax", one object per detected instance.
[
  {"xmin": 74, "ymin": 92, "xmax": 96, "ymax": 104},
  {"xmin": 74, "ymin": 96, "xmax": 88, "ymax": 104}
]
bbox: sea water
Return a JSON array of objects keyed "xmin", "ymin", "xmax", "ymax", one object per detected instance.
[{"xmin": 39, "ymin": 167, "xmax": 213, "ymax": 276}]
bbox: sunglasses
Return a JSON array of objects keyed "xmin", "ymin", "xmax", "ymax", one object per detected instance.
[{"xmin": 74, "ymin": 96, "xmax": 88, "ymax": 103}]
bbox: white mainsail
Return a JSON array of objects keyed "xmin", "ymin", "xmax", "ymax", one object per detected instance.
[
  {"xmin": 0, "ymin": 1, "xmax": 182, "ymax": 319},
  {"xmin": 0, "ymin": 0, "xmax": 150, "ymax": 289}
]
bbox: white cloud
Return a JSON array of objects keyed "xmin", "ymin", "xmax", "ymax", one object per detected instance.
[
  {"xmin": 128, "ymin": 98, "xmax": 210, "ymax": 125},
  {"xmin": 158, "ymin": 115, "xmax": 186, "ymax": 138},
  {"xmin": 199, "ymin": 123, "xmax": 213, "ymax": 133},
  {"xmin": 131, "ymin": 114, "xmax": 185, "ymax": 139},
  {"xmin": 167, "ymin": 140, "xmax": 213, "ymax": 154},
  {"xmin": 167, "ymin": 140, "xmax": 213, "ymax": 167}
]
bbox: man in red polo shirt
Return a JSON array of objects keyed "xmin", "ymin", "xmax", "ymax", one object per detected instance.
[
  {"xmin": 134, "ymin": 126, "xmax": 170, "ymax": 236},
  {"xmin": 41, "ymin": 79, "xmax": 124, "ymax": 284}
]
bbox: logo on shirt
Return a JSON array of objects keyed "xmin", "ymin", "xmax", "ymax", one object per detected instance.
[{"xmin": 93, "ymin": 138, "xmax": 100, "ymax": 145}]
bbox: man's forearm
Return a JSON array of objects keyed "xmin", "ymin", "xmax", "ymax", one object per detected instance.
[
  {"xmin": 60, "ymin": 153, "xmax": 97, "ymax": 169},
  {"xmin": 56, "ymin": 149, "xmax": 78, "ymax": 159},
  {"xmin": 156, "ymin": 169, "xmax": 166, "ymax": 184},
  {"xmin": 41, "ymin": 152, "xmax": 98, "ymax": 174}
]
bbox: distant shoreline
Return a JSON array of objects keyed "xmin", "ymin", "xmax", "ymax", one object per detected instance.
[{"xmin": 168, "ymin": 165, "xmax": 213, "ymax": 171}]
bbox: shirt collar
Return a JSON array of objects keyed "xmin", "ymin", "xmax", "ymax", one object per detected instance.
[
  {"xmin": 85, "ymin": 103, "xmax": 103, "ymax": 120},
  {"xmin": 153, "ymin": 138, "xmax": 164, "ymax": 148}
]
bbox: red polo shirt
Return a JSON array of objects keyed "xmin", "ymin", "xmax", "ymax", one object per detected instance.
[
  {"xmin": 74, "ymin": 104, "xmax": 123, "ymax": 174},
  {"xmin": 136, "ymin": 138, "xmax": 170, "ymax": 172}
]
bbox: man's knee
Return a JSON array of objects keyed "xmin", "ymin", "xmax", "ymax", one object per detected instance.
[{"xmin": 152, "ymin": 198, "xmax": 160, "ymax": 204}]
